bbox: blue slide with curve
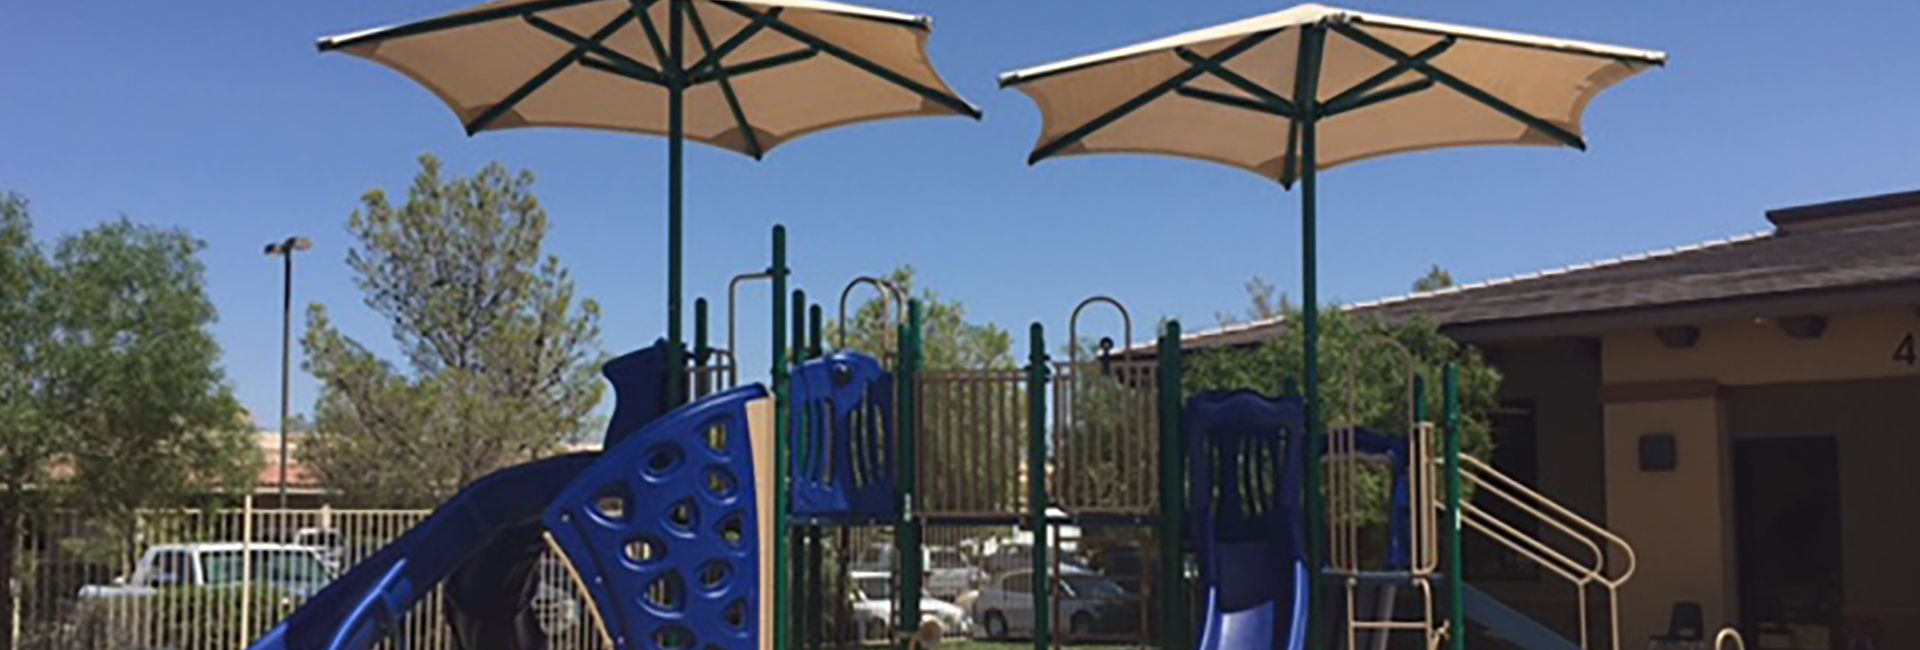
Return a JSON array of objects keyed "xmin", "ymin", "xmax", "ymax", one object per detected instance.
[
  {"xmin": 1186, "ymin": 391, "xmax": 1311, "ymax": 650},
  {"xmin": 247, "ymin": 341, "xmax": 767, "ymax": 650}
]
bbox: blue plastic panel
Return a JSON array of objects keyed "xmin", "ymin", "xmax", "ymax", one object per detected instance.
[
  {"xmin": 788, "ymin": 353, "xmax": 898, "ymax": 523},
  {"xmin": 545, "ymin": 384, "xmax": 767, "ymax": 650}
]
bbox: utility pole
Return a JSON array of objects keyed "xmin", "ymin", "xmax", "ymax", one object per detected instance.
[{"xmin": 264, "ymin": 236, "xmax": 312, "ymax": 509}]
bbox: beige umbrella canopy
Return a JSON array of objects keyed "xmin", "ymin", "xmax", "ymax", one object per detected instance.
[
  {"xmin": 998, "ymin": 7, "xmax": 1662, "ymax": 648},
  {"xmin": 320, "ymin": 0, "xmax": 979, "ymax": 407},
  {"xmin": 322, "ymin": 0, "xmax": 978, "ymax": 157},
  {"xmin": 1000, "ymin": 3, "xmax": 1663, "ymax": 185}
]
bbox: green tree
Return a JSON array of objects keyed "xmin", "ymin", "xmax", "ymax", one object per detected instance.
[
  {"xmin": 1414, "ymin": 264, "xmax": 1455, "ymax": 293},
  {"xmin": 303, "ymin": 156, "xmax": 604, "ymax": 507},
  {"xmin": 51, "ymin": 220, "xmax": 259, "ymax": 523},
  {"xmin": 0, "ymin": 193, "xmax": 53, "ymax": 650}
]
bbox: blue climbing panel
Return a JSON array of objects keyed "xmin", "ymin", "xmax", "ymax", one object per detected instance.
[
  {"xmin": 788, "ymin": 352, "xmax": 898, "ymax": 523},
  {"xmin": 545, "ymin": 384, "xmax": 767, "ymax": 650}
]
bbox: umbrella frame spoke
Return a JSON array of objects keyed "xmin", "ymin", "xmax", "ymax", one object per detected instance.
[
  {"xmin": 1322, "ymin": 79, "xmax": 1435, "ymax": 118},
  {"xmin": 685, "ymin": 2, "xmax": 765, "ymax": 159},
  {"xmin": 1319, "ymin": 37, "xmax": 1454, "ymax": 115},
  {"xmin": 629, "ymin": 0, "xmax": 675, "ymax": 73},
  {"xmin": 1175, "ymin": 47, "xmax": 1298, "ymax": 116},
  {"xmin": 527, "ymin": 14, "xmax": 667, "ymax": 84},
  {"xmin": 1023, "ymin": 29, "xmax": 1280, "ymax": 164},
  {"xmin": 1174, "ymin": 86, "xmax": 1291, "ymax": 118},
  {"xmin": 709, "ymin": 1, "xmax": 981, "ymax": 118},
  {"xmin": 1330, "ymin": 23, "xmax": 1587, "ymax": 150},
  {"xmin": 684, "ymin": 7, "xmax": 783, "ymax": 79},
  {"xmin": 467, "ymin": 13, "xmax": 638, "ymax": 134},
  {"xmin": 687, "ymin": 48, "xmax": 822, "ymax": 86}
]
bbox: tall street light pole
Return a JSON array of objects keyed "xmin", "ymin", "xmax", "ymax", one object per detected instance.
[{"xmin": 264, "ymin": 236, "xmax": 312, "ymax": 509}]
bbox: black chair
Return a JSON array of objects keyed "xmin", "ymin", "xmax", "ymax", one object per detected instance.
[{"xmin": 1649, "ymin": 601, "xmax": 1706, "ymax": 650}]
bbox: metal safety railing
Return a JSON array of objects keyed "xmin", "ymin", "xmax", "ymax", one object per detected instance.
[
  {"xmin": 9, "ymin": 500, "xmax": 609, "ymax": 650},
  {"xmin": 1449, "ymin": 453, "xmax": 1637, "ymax": 650}
]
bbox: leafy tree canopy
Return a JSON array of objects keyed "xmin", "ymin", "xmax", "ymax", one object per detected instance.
[{"xmin": 302, "ymin": 156, "xmax": 605, "ymax": 506}]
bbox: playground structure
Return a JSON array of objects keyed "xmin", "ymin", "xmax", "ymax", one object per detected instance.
[{"xmin": 243, "ymin": 224, "xmax": 1651, "ymax": 650}]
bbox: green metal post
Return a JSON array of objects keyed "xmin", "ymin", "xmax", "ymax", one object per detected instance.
[
  {"xmin": 805, "ymin": 301, "xmax": 823, "ymax": 650},
  {"xmin": 895, "ymin": 300, "xmax": 924, "ymax": 649},
  {"xmin": 1295, "ymin": 24, "xmax": 1329, "ymax": 650},
  {"xmin": 1444, "ymin": 363, "xmax": 1465, "ymax": 650},
  {"xmin": 694, "ymin": 297, "xmax": 710, "ymax": 397},
  {"xmin": 809, "ymin": 304, "xmax": 824, "ymax": 358},
  {"xmin": 771, "ymin": 225, "xmax": 790, "ymax": 650},
  {"xmin": 665, "ymin": 0, "xmax": 686, "ymax": 407},
  {"xmin": 1027, "ymin": 323, "xmax": 1052, "ymax": 650},
  {"xmin": 1157, "ymin": 321, "xmax": 1188, "ymax": 650},
  {"xmin": 790, "ymin": 288, "xmax": 809, "ymax": 649}
]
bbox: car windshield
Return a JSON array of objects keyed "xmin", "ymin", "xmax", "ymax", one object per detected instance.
[
  {"xmin": 856, "ymin": 576, "xmax": 891, "ymax": 599},
  {"xmin": 203, "ymin": 549, "xmax": 331, "ymax": 586}
]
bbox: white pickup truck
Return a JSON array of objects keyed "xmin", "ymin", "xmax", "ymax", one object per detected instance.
[{"xmin": 78, "ymin": 542, "xmax": 334, "ymax": 600}]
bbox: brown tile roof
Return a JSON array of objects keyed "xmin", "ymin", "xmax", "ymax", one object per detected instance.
[{"xmin": 1179, "ymin": 189, "xmax": 1920, "ymax": 348}]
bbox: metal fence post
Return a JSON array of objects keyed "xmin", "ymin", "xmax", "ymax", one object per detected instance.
[
  {"xmin": 895, "ymin": 300, "xmax": 924, "ymax": 649},
  {"xmin": 1157, "ymin": 320, "xmax": 1186, "ymax": 650},
  {"xmin": 1444, "ymin": 363, "xmax": 1465, "ymax": 650},
  {"xmin": 1026, "ymin": 323, "xmax": 1051, "ymax": 650}
]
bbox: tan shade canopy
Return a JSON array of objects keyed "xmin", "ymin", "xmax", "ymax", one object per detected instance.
[
  {"xmin": 320, "ymin": 0, "xmax": 979, "ymax": 158},
  {"xmin": 999, "ymin": 3, "xmax": 1665, "ymax": 185}
]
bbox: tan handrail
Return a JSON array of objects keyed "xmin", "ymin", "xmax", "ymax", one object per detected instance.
[
  {"xmin": 1715, "ymin": 628, "xmax": 1746, "ymax": 650},
  {"xmin": 1439, "ymin": 454, "xmax": 1640, "ymax": 650},
  {"xmin": 1459, "ymin": 454, "xmax": 1637, "ymax": 586}
]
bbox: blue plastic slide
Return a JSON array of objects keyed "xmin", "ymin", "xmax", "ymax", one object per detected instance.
[
  {"xmin": 1186, "ymin": 391, "xmax": 1310, "ymax": 650},
  {"xmin": 248, "ymin": 342, "xmax": 772, "ymax": 650}
]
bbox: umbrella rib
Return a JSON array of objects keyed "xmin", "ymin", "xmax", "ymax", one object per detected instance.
[
  {"xmin": 1319, "ymin": 38, "xmax": 1454, "ymax": 115},
  {"xmin": 685, "ymin": 2, "xmax": 763, "ymax": 159},
  {"xmin": 710, "ymin": 1, "xmax": 981, "ymax": 119},
  {"xmin": 629, "ymin": 0, "xmax": 675, "ymax": 77},
  {"xmin": 685, "ymin": 7, "xmax": 784, "ymax": 79},
  {"xmin": 523, "ymin": 14, "xmax": 667, "ymax": 83},
  {"xmin": 467, "ymin": 13, "xmax": 639, "ymax": 134},
  {"xmin": 578, "ymin": 55, "xmax": 671, "ymax": 86},
  {"xmin": 1175, "ymin": 87, "xmax": 1290, "ymax": 118},
  {"xmin": 1323, "ymin": 79, "xmax": 1434, "ymax": 118},
  {"xmin": 688, "ymin": 48, "xmax": 821, "ymax": 85},
  {"xmin": 1174, "ymin": 48, "xmax": 1296, "ymax": 116},
  {"xmin": 1331, "ymin": 24, "xmax": 1586, "ymax": 150},
  {"xmin": 1028, "ymin": 29, "xmax": 1280, "ymax": 165},
  {"xmin": 317, "ymin": 0, "xmax": 607, "ymax": 52}
]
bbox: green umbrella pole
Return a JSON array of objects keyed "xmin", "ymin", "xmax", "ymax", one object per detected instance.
[
  {"xmin": 1295, "ymin": 24, "xmax": 1328, "ymax": 650},
  {"xmin": 665, "ymin": 0, "xmax": 687, "ymax": 407}
]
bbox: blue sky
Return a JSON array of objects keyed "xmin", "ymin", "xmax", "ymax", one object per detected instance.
[{"xmin": 5, "ymin": 1, "xmax": 1919, "ymax": 428}]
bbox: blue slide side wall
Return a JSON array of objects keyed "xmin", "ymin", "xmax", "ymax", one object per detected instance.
[{"xmin": 788, "ymin": 353, "xmax": 898, "ymax": 523}]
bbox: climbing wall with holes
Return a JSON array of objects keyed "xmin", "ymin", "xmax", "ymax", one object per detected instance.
[{"xmin": 545, "ymin": 384, "xmax": 770, "ymax": 650}]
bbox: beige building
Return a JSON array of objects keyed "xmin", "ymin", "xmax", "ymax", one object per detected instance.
[{"xmin": 1181, "ymin": 189, "xmax": 1920, "ymax": 649}]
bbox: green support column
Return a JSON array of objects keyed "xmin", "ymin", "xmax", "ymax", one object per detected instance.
[
  {"xmin": 790, "ymin": 289, "xmax": 810, "ymax": 650},
  {"xmin": 1294, "ymin": 24, "xmax": 1330, "ymax": 650},
  {"xmin": 1157, "ymin": 321, "xmax": 1188, "ymax": 650},
  {"xmin": 1027, "ymin": 324, "xmax": 1052, "ymax": 650},
  {"xmin": 771, "ymin": 226, "xmax": 790, "ymax": 650},
  {"xmin": 1444, "ymin": 363, "xmax": 1465, "ymax": 650},
  {"xmin": 665, "ymin": 0, "xmax": 687, "ymax": 407},
  {"xmin": 693, "ymin": 297, "xmax": 711, "ymax": 397},
  {"xmin": 896, "ymin": 300, "xmax": 924, "ymax": 649},
  {"xmin": 805, "ymin": 302, "xmax": 824, "ymax": 650},
  {"xmin": 809, "ymin": 304, "xmax": 824, "ymax": 358}
]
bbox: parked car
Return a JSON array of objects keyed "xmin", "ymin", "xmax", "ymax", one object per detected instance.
[
  {"xmin": 78, "ymin": 543, "xmax": 334, "ymax": 600},
  {"xmin": 292, "ymin": 527, "xmax": 346, "ymax": 571},
  {"xmin": 963, "ymin": 567, "xmax": 1138, "ymax": 641},
  {"xmin": 851, "ymin": 543, "xmax": 987, "ymax": 599},
  {"xmin": 849, "ymin": 571, "xmax": 972, "ymax": 640},
  {"xmin": 926, "ymin": 546, "xmax": 987, "ymax": 599}
]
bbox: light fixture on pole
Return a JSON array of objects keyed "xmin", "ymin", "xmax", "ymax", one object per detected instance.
[{"xmin": 264, "ymin": 236, "xmax": 312, "ymax": 509}]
